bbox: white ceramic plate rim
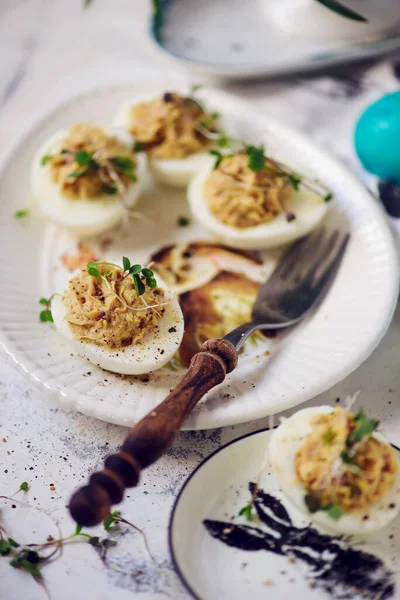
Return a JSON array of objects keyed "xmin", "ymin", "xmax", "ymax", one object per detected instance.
[
  {"xmin": 168, "ymin": 427, "xmax": 400, "ymax": 599},
  {"xmin": 0, "ymin": 83, "xmax": 398, "ymax": 430}
]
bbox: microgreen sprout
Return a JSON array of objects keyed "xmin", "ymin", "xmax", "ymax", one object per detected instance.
[
  {"xmin": 238, "ymin": 504, "xmax": 256, "ymax": 522},
  {"xmin": 103, "ymin": 510, "xmax": 120, "ymax": 531},
  {"xmin": 190, "ymin": 83, "xmax": 203, "ymax": 94},
  {"xmin": 42, "ymin": 147, "xmax": 137, "ymax": 196},
  {"xmin": 14, "ymin": 209, "xmax": 29, "ymax": 219},
  {"xmin": 40, "ymin": 155, "xmax": 52, "ymax": 166},
  {"xmin": 86, "ymin": 257, "xmax": 160, "ymax": 309},
  {"xmin": 341, "ymin": 450, "xmax": 361, "ymax": 475},
  {"xmin": 19, "ymin": 482, "xmax": 29, "ymax": 492},
  {"xmin": 322, "ymin": 429, "xmax": 337, "ymax": 446},
  {"xmin": 245, "ymin": 144, "xmax": 266, "ymax": 172},
  {"xmin": 209, "ymin": 137, "xmax": 333, "ymax": 208},
  {"xmin": 304, "ymin": 494, "xmax": 345, "ymax": 520},
  {"xmin": 349, "ymin": 408, "xmax": 379, "ymax": 444},
  {"xmin": 217, "ymin": 132, "xmax": 232, "ymax": 149},
  {"xmin": 133, "ymin": 140, "xmax": 145, "ymax": 153},
  {"xmin": 177, "ymin": 216, "xmax": 191, "ymax": 227},
  {"xmin": 39, "ymin": 297, "xmax": 53, "ymax": 323},
  {"xmin": 0, "ymin": 496, "xmax": 154, "ymax": 590},
  {"xmin": 210, "ymin": 149, "xmax": 226, "ymax": 169}
]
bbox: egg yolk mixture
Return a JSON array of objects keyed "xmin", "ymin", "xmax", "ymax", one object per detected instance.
[
  {"xmin": 129, "ymin": 93, "xmax": 218, "ymax": 159},
  {"xmin": 64, "ymin": 265, "xmax": 165, "ymax": 348},
  {"xmin": 204, "ymin": 153, "xmax": 287, "ymax": 228},
  {"xmin": 48, "ymin": 124, "xmax": 137, "ymax": 199},
  {"xmin": 295, "ymin": 407, "xmax": 398, "ymax": 513}
]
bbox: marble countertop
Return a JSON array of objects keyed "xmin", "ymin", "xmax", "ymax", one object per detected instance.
[{"xmin": 1, "ymin": 1, "xmax": 400, "ymax": 599}]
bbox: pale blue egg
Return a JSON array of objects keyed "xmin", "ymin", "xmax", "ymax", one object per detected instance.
[{"xmin": 354, "ymin": 91, "xmax": 400, "ymax": 184}]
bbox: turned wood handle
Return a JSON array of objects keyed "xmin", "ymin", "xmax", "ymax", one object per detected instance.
[{"xmin": 69, "ymin": 338, "xmax": 238, "ymax": 526}]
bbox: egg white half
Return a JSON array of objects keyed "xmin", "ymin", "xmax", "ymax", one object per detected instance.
[
  {"xmin": 188, "ymin": 164, "xmax": 328, "ymax": 250},
  {"xmin": 114, "ymin": 95, "xmax": 213, "ymax": 188},
  {"xmin": 269, "ymin": 406, "xmax": 400, "ymax": 535},
  {"xmin": 51, "ymin": 276, "xmax": 184, "ymax": 375},
  {"xmin": 31, "ymin": 127, "xmax": 147, "ymax": 237}
]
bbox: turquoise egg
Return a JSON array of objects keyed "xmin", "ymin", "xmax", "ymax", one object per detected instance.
[{"xmin": 354, "ymin": 91, "xmax": 400, "ymax": 184}]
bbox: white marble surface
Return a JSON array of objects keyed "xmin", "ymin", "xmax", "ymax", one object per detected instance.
[{"xmin": 1, "ymin": 1, "xmax": 400, "ymax": 599}]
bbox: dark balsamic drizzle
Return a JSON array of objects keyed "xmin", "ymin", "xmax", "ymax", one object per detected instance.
[{"xmin": 203, "ymin": 483, "xmax": 395, "ymax": 600}]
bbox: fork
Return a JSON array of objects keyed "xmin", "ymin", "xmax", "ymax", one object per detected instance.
[{"xmin": 68, "ymin": 228, "xmax": 350, "ymax": 526}]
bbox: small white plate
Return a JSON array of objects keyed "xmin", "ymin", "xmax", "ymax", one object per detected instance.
[
  {"xmin": 150, "ymin": 0, "xmax": 400, "ymax": 79},
  {"xmin": 0, "ymin": 82, "xmax": 398, "ymax": 429},
  {"xmin": 169, "ymin": 428, "xmax": 400, "ymax": 599}
]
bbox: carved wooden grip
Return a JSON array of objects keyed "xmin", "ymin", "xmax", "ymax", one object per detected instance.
[{"xmin": 69, "ymin": 338, "xmax": 238, "ymax": 526}]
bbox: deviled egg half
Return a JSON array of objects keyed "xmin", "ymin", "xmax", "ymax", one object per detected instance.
[
  {"xmin": 31, "ymin": 123, "xmax": 147, "ymax": 237},
  {"xmin": 270, "ymin": 405, "xmax": 400, "ymax": 535},
  {"xmin": 51, "ymin": 258, "xmax": 184, "ymax": 375},
  {"xmin": 188, "ymin": 145, "xmax": 330, "ymax": 250},
  {"xmin": 114, "ymin": 91, "xmax": 220, "ymax": 188}
]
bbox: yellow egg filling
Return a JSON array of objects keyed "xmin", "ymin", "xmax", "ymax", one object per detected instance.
[
  {"xmin": 44, "ymin": 124, "xmax": 137, "ymax": 199},
  {"xmin": 63, "ymin": 265, "xmax": 165, "ymax": 349},
  {"xmin": 295, "ymin": 407, "xmax": 398, "ymax": 514},
  {"xmin": 129, "ymin": 93, "xmax": 218, "ymax": 159},
  {"xmin": 204, "ymin": 152, "xmax": 287, "ymax": 228}
]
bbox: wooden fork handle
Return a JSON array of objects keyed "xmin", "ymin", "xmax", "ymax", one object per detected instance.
[{"xmin": 68, "ymin": 338, "xmax": 238, "ymax": 526}]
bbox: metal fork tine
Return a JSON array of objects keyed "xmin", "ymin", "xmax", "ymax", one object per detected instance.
[
  {"xmin": 309, "ymin": 233, "xmax": 350, "ymax": 293},
  {"xmin": 304, "ymin": 229, "xmax": 340, "ymax": 282},
  {"xmin": 274, "ymin": 228, "xmax": 327, "ymax": 281}
]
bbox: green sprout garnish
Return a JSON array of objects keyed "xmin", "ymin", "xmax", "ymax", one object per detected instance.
[
  {"xmin": 19, "ymin": 482, "xmax": 29, "ymax": 491},
  {"xmin": 41, "ymin": 155, "xmax": 52, "ymax": 166},
  {"xmin": 75, "ymin": 150, "xmax": 97, "ymax": 167},
  {"xmin": 87, "ymin": 257, "xmax": 157, "ymax": 297},
  {"xmin": 238, "ymin": 504, "xmax": 256, "ymax": 522},
  {"xmin": 111, "ymin": 157, "xmax": 137, "ymax": 182},
  {"xmin": 322, "ymin": 428, "xmax": 337, "ymax": 446},
  {"xmin": 103, "ymin": 510, "xmax": 120, "ymax": 531},
  {"xmin": 14, "ymin": 209, "xmax": 29, "ymax": 218},
  {"xmin": 68, "ymin": 167, "xmax": 89, "ymax": 179},
  {"xmin": 325, "ymin": 505, "xmax": 345, "ymax": 520},
  {"xmin": 341, "ymin": 451, "xmax": 361, "ymax": 474},
  {"xmin": 217, "ymin": 132, "xmax": 232, "ymax": 149},
  {"xmin": 349, "ymin": 408, "xmax": 379, "ymax": 444},
  {"xmin": 304, "ymin": 494, "xmax": 344, "ymax": 520},
  {"xmin": 190, "ymin": 83, "xmax": 203, "ymax": 94},
  {"xmin": 42, "ymin": 148, "xmax": 137, "ymax": 193},
  {"xmin": 39, "ymin": 297, "xmax": 53, "ymax": 323},
  {"xmin": 210, "ymin": 149, "xmax": 226, "ymax": 169},
  {"xmin": 133, "ymin": 140, "xmax": 145, "ymax": 153},
  {"xmin": 177, "ymin": 216, "xmax": 191, "ymax": 227},
  {"xmin": 245, "ymin": 144, "xmax": 266, "ymax": 172}
]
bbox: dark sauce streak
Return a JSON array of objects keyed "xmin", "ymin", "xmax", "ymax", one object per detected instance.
[{"xmin": 203, "ymin": 483, "xmax": 395, "ymax": 600}]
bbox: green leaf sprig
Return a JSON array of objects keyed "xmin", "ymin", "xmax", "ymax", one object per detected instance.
[
  {"xmin": 14, "ymin": 209, "xmax": 29, "ymax": 219},
  {"xmin": 0, "ymin": 496, "xmax": 154, "ymax": 590},
  {"xmin": 304, "ymin": 494, "xmax": 344, "ymax": 520},
  {"xmin": 87, "ymin": 257, "xmax": 157, "ymax": 297},
  {"xmin": 39, "ymin": 297, "xmax": 53, "ymax": 323},
  {"xmin": 209, "ymin": 140, "xmax": 333, "ymax": 209},
  {"xmin": 322, "ymin": 428, "xmax": 337, "ymax": 446},
  {"xmin": 103, "ymin": 510, "xmax": 120, "ymax": 531},
  {"xmin": 41, "ymin": 148, "xmax": 137, "ymax": 195},
  {"xmin": 349, "ymin": 408, "xmax": 379, "ymax": 444},
  {"xmin": 238, "ymin": 504, "xmax": 256, "ymax": 522},
  {"xmin": 341, "ymin": 450, "xmax": 361, "ymax": 474},
  {"xmin": 177, "ymin": 216, "xmax": 191, "ymax": 227}
]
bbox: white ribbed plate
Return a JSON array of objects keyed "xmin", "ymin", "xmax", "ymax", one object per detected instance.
[{"xmin": 0, "ymin": 83, "xmax": 398, "ymax": 430}]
